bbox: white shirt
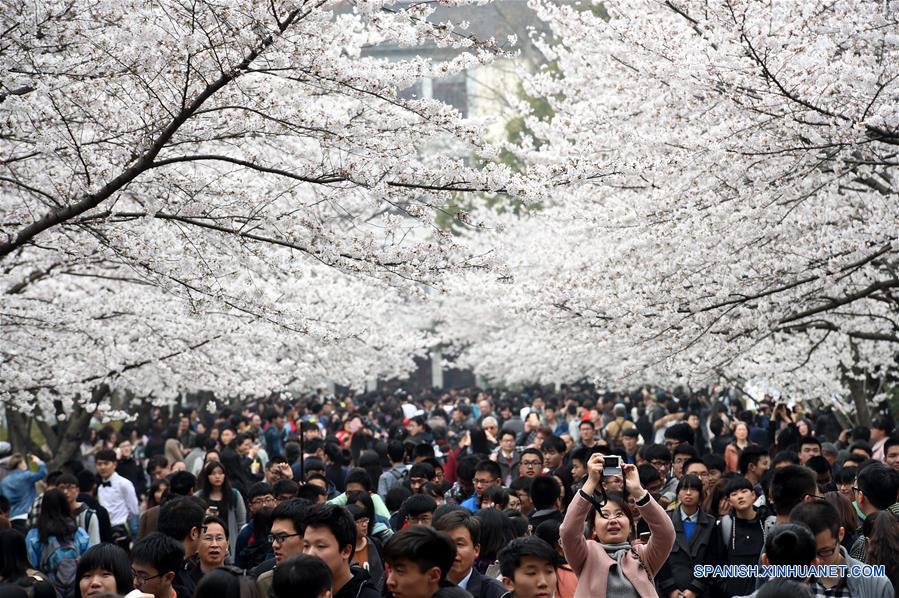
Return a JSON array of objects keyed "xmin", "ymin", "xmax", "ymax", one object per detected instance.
[
  {"xmin": 98, "ymin": 471, "xmax": 140, "ymax": 526},
  {"xmin": 459, "ymin": 568, "xmax": 473, "ymax": 590}
]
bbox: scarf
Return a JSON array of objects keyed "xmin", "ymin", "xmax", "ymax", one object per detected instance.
[{"xmin": 600, "ymin": 542, "xmax": 641, "ymax": 598}]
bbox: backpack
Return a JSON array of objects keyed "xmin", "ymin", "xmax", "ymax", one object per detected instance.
[{"xmin": 39, "ymin": 535, "xmax": 80, "ymax": 598}]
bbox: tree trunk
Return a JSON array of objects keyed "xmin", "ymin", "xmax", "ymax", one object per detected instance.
[
  {"xmin": 846, "ymin": 374, "xmax": 872, "ymax": 427},
  {"xmin": 5, "ymin": 386, "xmax": 106, "ymax": 469}
]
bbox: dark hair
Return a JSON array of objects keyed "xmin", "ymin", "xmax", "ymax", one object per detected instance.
[
  {"xmin": 383, "ymin": 527, "xmax": 455, "ymax": 580},
  {"xmin": 0, "ymin": 529, "xmax": 31, "ymax": 580},
  {"xmin": 497, "ymin": 536, "xmax": 560, "ymax": 578},
  {"xmin": 385, "ymin": 486, "xmax": 413, "ymax": 513},
  {"xmin": 586, "ymin": 492, "xmax": 635, "ymax": 541},
  {"xmin": 455, "ymin": 455, "xmax": 479, "ymax": 484},
  {"xmin": 578, "ymin": 420, "xmax": 595, "ymax": 430},
  {"xmin": 764, "ymin": 523, "xmax": 816, "ymax": 567},
  {"xmin": 193, "ymin": 568, "xmax": 261, "ymax": 598},
  {"xmin": 665, "ymin": 423, "xmax": 694, "ymax": 445},
  {"xmin": 158, "ymin": 496, "xmax": 205, "ymax": 542},
  {"xmin": 682, "ymin": 457, "xmax": 707, "ymax": 474},
  {"xmin": 773, "ymin": 450, "xmax": 800, "ymax": 466},
  {"xmin": 147, "ymin": 455, "xmax": 169, "ymax": 476},
  {"xmin": 147, "ymin": 479, "xmax": 169, "ymax": 509},
  {"xmin": 533, "ymin": 520, "xmax": 562, "ymax": 552},
  {"xmin": 834, "ymin": 466, "xmax": 857, "ymax": 485},
  {"xmin": 857, "ymin": 463, "xmax": 899, "ymax": 510},
  {"xmin": 541, "ymin": 435, "xmax": 566, "ymax": 456},
  {"xmin": 723, "ymin": 476, "xmax": 754, "ymax": 497},
  {"xmin": 873, "ymin": 418, "xmax": 895, "ymax": 434},
  {"xmin": 530, "ymin": 476, "xmax": 561, "ymax": 510},
  {"xmin": 474, "ymin": 460, "xmax": 502, "ymax": 481},
  {"xmin": 271, "ymin": 555, "xmax": 331, "ymax": 598},
  {"xmin": 75, "ymin": 543, "xmax": 133, "ymax": 597},
  {"xmin": 676, "ymin": 474, "xmax": 704, "ymax": 501},
  {"xmin": 346, "ymin": 491, "xmax": 375, "ymax": 523},
  {"xmin": 433, "ymin": 510, "xmax": 480, "ymax": 546},
  {"xmin": 484, "ymin": 486, "xmax": 511, "ymax": 509},
  {"xmin": 866, "ymin": 510, "xmax": 899, "ymax": 590},
  {"xmin": 387, "ymin": 440, "xmax": 406, "ymax": 464},
  {"xmin": 498, "ymin": 428, "xmax": 517, "ymax": 441},
  {"xmin": 738, "ymin": 445, "xmax": 769, "ymax": 475},
  {"xmin": 789, "ymin": 500, "xmax": 840, "ymax": 537},
  {"xmin": 246, "ymin": 482, "xmax": 274, "ymax": 501},
  {"xmin": 702, "ymin": 453, "xmax": 726, "ymax": 473},
  {"xmin": 643, "ymin": 444, "xmax": 671, "ymax": 463},
  {"xmin": 519, "ymin": 448, "xmax": 544, "ymax": 465},
  {"xmin": 163, "ymin": 471, "xmax": 193, "ymax": 497},
  {"xmin": 403, "ymin": 494, "xmax": 437, "ymax": 518},
  {"xmin": 131, "ymin": 532, "xmax": 185, "ymax": 575},
  {"xmin": 769, "ymin": 466, "xmax": 817, "ymax": 516},
  {"xmin": 849, "ymin": 441, "xmax": 873, "ymax": 457},
  {"xmin": 408, "ymin": 463, "xmax": 435, "ymax": 482},
  {"xmin": 798, "ymin": 436, "xmax": 821, "ymax": 450},
  {"xmin": 755, "ymin": 579, "xmax": 814, "ymax": 598},
  {"xmin": 300, "ymin": 504, "xmax": 356, "ymax": 555},
  {"xmin": 804, "ymin": 455, "xmax": 830, "ymax": 476},
  {"xmin": 637, "ymin": 463, "xmax": 660, "ymax": 486},
  {"xmin": 883, "ymin": 436, "xmax": 899, "ymax": 455},
  {"xmin": 37, "ymin": 489, "xmax": 75, "ymax": 544},
  {"xmin": 474, "ymin": 509, "xmax": 515, "ymax": 561},
  {"xmin": 270, "ymin": 498, "xmax": 308, "ymax": 535},
  {"xmin": 272, "ymin": 479, "xmax": 299, "ymax": 499},
  {"xmin": 198, "ymin": 462, "xmax": 234, "ymax": 519},
  {"xmin": 94, "ymin": 449, "xmax": 116, "ymax": 464},
  {"xmin": 202, "ymin": 516, "xmax": 229, "ymax": 540},
  {"xmin": 344, "ymin": 468, "xmax": 372, "ymax": 493}
]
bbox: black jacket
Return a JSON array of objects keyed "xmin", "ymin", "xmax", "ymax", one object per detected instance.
[
  {"xmin": 656, "ymin": 507, "xmax": 717, "ymax": 596},
  {"xmin": 116, "ymin": 458, "xmax": 146, "ymax": 498},
  {"xmin": 77, "ymin": 493, "xmax": 113, "ymax": 543},
  {"xmin": 334, "ymin": 565, "xmax": 380, "ymax": 598},
  {"xmin": 465, "ymin": 569, "xmax": 506, "ymax": 598}
]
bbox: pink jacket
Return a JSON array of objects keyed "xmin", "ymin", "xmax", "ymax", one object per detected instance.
[{"xmin": 560, "ymin": 491, "xmax": 676, "ymax": 598}]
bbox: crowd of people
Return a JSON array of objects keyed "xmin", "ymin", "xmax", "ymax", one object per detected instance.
[{"xmin": 0, "ymin": 384, "xmax": 898, "ymax": 598}]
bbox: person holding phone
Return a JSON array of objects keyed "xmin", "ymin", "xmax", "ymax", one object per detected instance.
[
  {"xmin": 560, "ymin": 453, "xmax": 675, "ymax": 597},
  {"xmin": 195, "ymin": 462, "xmax": 246, "ymax": 562}
]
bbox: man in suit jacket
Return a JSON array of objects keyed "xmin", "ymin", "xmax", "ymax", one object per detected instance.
[{"xmin": 434, "ymin": 510, "xmax": 505, "ymax": 598}]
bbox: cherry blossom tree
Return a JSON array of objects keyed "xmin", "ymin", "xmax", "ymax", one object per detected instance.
[
  {"xmin": 0, "ymin": 0, "xmax": 537, "ymax": 461},
  {"xmin": 439, "ymin": 0, "xmax": 899, "ymax": 422}
]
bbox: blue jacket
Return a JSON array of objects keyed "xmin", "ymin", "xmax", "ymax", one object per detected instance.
[
  {"xmin": 1, "ymin": 463, "xmax": 47, "ymax": 518},
  {"xmin": 25, "ymin": 527, "xmax": 90, "ymax": 569},
  {"xmin": 461, "ymin": 493, "xmax": 479, "ymax": 512}
]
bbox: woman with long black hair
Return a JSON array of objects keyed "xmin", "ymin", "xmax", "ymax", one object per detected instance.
[
  {"xmin": 25, "ymin": 489, "xmax": 90, "ymax": 597},
  {"xmin": 196, "ymin": 462, "xmax": 246, "ymax": 562}
]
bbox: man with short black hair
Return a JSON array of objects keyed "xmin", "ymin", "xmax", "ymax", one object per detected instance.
[
  {"xmin": 157, "ymin": 496, "xmax": 205, "ymax": 598},
  {"xmin": 131, "ymin": 532, "xmax": 185, "ymax": 598},
  {"xmin": 849, "ymin": 462, "xmax": 899, "ymax": 561},
  {"xmin": 797, "ymin": 436, "xmax": 822, "ymax": 465},
  {"xmin": 493, "ymin": 429, "xmax": 520, "ymax": 486},
  {"xmin": 462, "ymin": 461, "xmax": 501, "ymax": 512},
  {"xmin": 791, "ymin": 500, "xmax": 893, "ymax": 597},
  {"xmin": 96, "ymin": 448, "xmax": 139, "ymax": 550},
  {"xmin": 739, "ymin": 445, "xmax": 770, "ymax": 492},
  {"xmin": 302, "ymin": 503, "xmax": 379, "ymax": 598},
  {"xmin": 884, "ymin": 436, "xmax": 899, "ymax": 472},
  {"xmin": 577, "ymin": 420, "xmax": 597, "ymax": 449},
  {"xmin": 404, "ymin": 494, "xmax": 437, "ymax": 527},
  {"xmin": 271, "ymin": 554, "xmax": 332, "ymax": 598},
  {"xmin": 769, "ymin": 465, "xmax": 818, "ymax": 524},
  {"xmin": 255, "ymin": 498, "xmax": 308, "ymax": 596},
  {"xmin": 138, "ymin": 471, "xmax": 197, "ymax": 540},
  {"xmin": 527, "ymin": 477, "xmax": 563, "ymax": 530},
  {"xmin": 517, "ymin": 449, "xmax": 544, "ymax": 480},
  {"xmin": 379, "ymin": 440, "xmax": 409, "ymax": 499},
  {"xmin": 433, "ymin": 510, "xmax": 505, "ymax": 598},
  {"xmin": 497, "ymin": 536, "xmax": 560, "ymax": 598},
  {"xmin": 383, "ymin": 526, "xmax": 461, "ymax": 598}
]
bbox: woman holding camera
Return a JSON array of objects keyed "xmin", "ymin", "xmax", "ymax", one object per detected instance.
[{"xmin": 560, "ymin": 453, "xmax": 675, "ymax": 597}]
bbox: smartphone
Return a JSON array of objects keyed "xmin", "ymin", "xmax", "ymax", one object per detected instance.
[
  {"xmin": 602, "ymin": 455, "xmax": 622, "ymax": 477},
  {"xmin": 207, "ymin": 505, "xmax": 219, "ymax": 517},
  {"xmin": 640, "ymin": 532, "xmax": 651, "ymax": 541}
]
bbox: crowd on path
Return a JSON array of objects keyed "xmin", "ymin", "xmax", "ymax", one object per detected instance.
[{"xmin": 1, "ymin": 385, "xmax": 898, "ymax": 598}]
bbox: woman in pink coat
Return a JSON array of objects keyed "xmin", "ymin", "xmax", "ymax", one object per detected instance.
[{"xmin": 560, "ymin": 454, "xmax": 675, "ymax": 597}]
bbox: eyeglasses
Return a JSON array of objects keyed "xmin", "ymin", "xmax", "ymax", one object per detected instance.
[
  {"xmin": 520, "ymin": 460, "xmax": 543, "ymax": 468},
  {"xmin": 688, "ymin": 472, "xmax": 710, "ymax": 479},
  {"xmin": 201, "ymin": 534, "xmax": 227, "ymax": 544},
  {"xmin": 132, "ymin": 569, "xmax": 165, "ymax": 585},
  {"xmin": 474, "ymin": 477, "xmax": 497, "ymax": 486},
  {"xmin": 250, "ymin": 496, "xmax": 277, "ymax": 506},
  {"xmin": 268, "ymin": 532, "xmax": 302, "ymax": 545},
  {"xmin": 817, "ymin": 540, "xmax": 840, "ymax": 558},
  {"xmin": 649, "ymin": 460, "xmax": 670, "ymax": 467}
]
